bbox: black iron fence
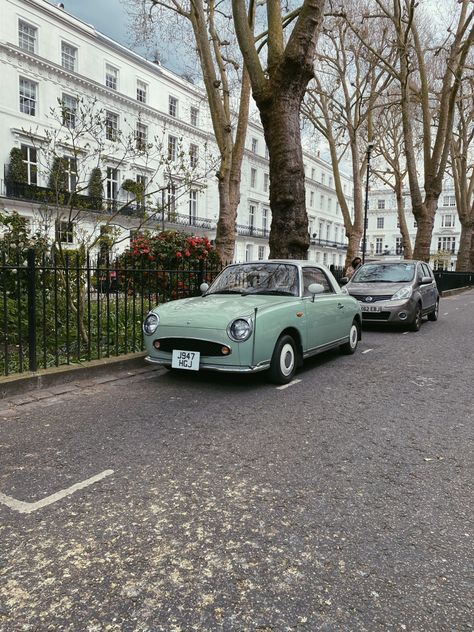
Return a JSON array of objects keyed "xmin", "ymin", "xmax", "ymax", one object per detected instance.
[
  {"xmin": 1, "ymin": 251, "xmax": 223, "ymax": 377},
  {"xmin": 434, "ymin": 270, "xmax": 474, "ymax": 293}
]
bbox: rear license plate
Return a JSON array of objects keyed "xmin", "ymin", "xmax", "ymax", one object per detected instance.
[
  {"xmin": 172, "ymin": 349, "xmax": 200, "ymax": 371},
  {"xmin": 361, "ymin": 305, "xmax": 381, "ymax": 312}
]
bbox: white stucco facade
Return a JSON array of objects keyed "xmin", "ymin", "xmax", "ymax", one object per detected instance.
[{"xmin": 0, "ymin": 0, "xmax": 352, "ymax": 265}]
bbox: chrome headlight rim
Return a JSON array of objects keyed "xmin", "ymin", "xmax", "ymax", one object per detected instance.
[
  {"xmin": 143, "ymin": 312, "xmax": 160, "ymax": 335},
  {"xmin": 391, "ymin": 286, "xmax": 413, "ymax": 301},
  {"xmin": 227, "ymin": 317, "xmax": 253, "ymax": 342}
]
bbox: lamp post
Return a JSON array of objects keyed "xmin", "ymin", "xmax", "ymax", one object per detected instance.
[{"xmin": 362, "ymin": 142, "xmax": 374, "ymax": 263}]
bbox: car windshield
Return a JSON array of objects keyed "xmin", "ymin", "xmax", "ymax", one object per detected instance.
[
  {"xmin": 352, "ymin": 263, "xmax": 416, "ymax": 283},
  {"xmin": 207, "ymin": 262, "xmax": 300, "ymax": 296}
]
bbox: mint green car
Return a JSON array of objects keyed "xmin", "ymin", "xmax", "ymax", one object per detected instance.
[{"xmin": 143, "ymin": 261, "xmax": 362, "ymax": 384}]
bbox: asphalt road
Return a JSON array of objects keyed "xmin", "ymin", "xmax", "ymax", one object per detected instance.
[{"xmin": 1, "ymin": 290, "xmax": 473, "ymax": 632}]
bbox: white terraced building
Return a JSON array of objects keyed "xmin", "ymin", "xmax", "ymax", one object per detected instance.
[
  {"xmin": 365, "ymin": 182, "xmax": 461, "ymax": 269},
  {"xmin": 0, "ymin": 0, "xmax": 353, "ymax": 265}
]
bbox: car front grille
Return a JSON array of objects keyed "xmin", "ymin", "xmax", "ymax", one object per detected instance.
[
  {"xmin": 361, "ymin": 311, "xmax": 391, "ymax": 321},
  {"xmin": 354, "ymin": 295, "xmax": 393, "ymax": 303},
  {"xmin": 155, "ymin": 337, "xmax": 231, "ymax": 356}
]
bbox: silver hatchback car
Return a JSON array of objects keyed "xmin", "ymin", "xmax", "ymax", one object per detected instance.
[{"xmin": 340, "ymin": 260, "xmax": 439, "ymax": 331}]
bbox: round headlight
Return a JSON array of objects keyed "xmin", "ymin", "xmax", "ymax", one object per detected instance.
[
  {"xmin": 143, "ymin": 313, "xmax": 160, "ymax": 335},
  {"xmin": 228, "ymin": 318, "xmax": 252, "ymax": 342}
]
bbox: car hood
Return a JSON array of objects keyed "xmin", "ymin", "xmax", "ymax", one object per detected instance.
[
  {"xmin": 347, "ymin": 282, "xmax": 411, "ymax": 296},
  {"xmin": 151, "ymin": 293, "xmax": 295, "ymax": 328}
]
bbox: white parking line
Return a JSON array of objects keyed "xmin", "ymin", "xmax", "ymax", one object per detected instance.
[
  {"xmin": 443, "ymin": 313, "xmax": 449, "ymax": 316},
  {"xmin": 0, "ymin": 469, "xmax": 114, "ymax": 514},
  {"xmin": 402, "ymin": 331, "xmax": 409, "ymax": 335},
  {"xmin": 362, "ymin": 349, "xmax": 373, "ymax": 354},
  {"xmin": 276, "ymin": 379, "xmax": 302, "ymax": 390}
]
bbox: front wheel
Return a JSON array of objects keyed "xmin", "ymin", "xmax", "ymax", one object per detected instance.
[
  {"xmin": 409, "ymin": 303, "xmax": 422, "ymax": 331},
  {"xmin": 427, "ymin": 300, "xmax": 439, "ymax": 322},
  {"xmin": 340, "ymin": 320, "xmax": 360, "ymax": 355},
  {"xmin": 269, "ymin": 334, "xmax": 297, "ymax": 385}
]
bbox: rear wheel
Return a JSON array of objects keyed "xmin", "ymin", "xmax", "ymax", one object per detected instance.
[
  {"xmin": 427, "ymin": 300, "xmax": 439, "ymax": 322},
  {"xmin": 409, "ymin": 303, "xmax": 422, "ymax": 331},
  {"xmin": 340, "ymin": 320, "xmax": 360, "ymax": 355},
  {"xmin": 269, "ymin": 335, "xmax": 296, "ymax": 384}
]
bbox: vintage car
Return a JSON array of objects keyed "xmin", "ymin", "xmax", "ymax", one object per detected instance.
[{"xmin": 143, "ymin": 260, "xmax": 362, "ymax": 384}]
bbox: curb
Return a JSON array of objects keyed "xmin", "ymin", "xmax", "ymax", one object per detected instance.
[
  {"xmin": 0, "ymin": 352, "xmax": 148, "ymax": 400},
  {"xmin": 441, "ymin": 286, "xmax": 473, "ymax": 297}
]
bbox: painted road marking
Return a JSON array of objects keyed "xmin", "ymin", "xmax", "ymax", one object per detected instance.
[
  {"xmin": 362, "ymin": 349, "xmax": 373, "ymax": 354},
  {"xmin": 276, "ymin": 379, "xmax": 302, "ymax": 390},
  {"xmin": 443, "ymin": 312, "xmax": 449, "ymax": 316},
  {"xmin": 402, "ymin": 331, "xmax": 409, "ymax": 335},
  {"xmin": 0, "ymin": 469, "xmax": 114, "ymax": 514}
]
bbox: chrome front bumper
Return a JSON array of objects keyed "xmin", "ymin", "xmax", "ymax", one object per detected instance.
[{"xmin": 145, "ymin": 355, "xmax": 270, "ymax": 373}]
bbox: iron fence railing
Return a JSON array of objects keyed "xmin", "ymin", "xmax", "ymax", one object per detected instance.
[
  {"xmin": 1, "ymin": 250, "xmax": 223, "ymax": 377},
  {"xmin": 433, "ymin": 270, "xmax": 474, "ymax": 293}
]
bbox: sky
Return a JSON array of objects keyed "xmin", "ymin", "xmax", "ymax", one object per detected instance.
[{"xmin": 50, "ymin": 0, "xmax": 183, "ymax": 74}]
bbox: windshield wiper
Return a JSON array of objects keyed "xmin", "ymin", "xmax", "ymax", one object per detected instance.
[
  {"xmin": 243, "ymin": 289, "xmax": 294, "ymax": 296},
  {"xmin": 207, "ymin": 290, "xmax": 245, "ymax": 295}
]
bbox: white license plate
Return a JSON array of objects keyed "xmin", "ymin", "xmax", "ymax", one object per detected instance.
[
  {"xmin": 361, "ymin": 305, "xmax": 381, "ymax": 312},
  {"xmin": 172, "ymin": 349, "xmax": 200, "ymax": 371}
]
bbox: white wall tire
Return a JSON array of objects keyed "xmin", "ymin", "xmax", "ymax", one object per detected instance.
[
  {"xmin": 340, "ymin": 321, "xmax": 360, "ymax": 355},
  {"xmin": 270, "ymin": 335, "xmax": 296, "ymax": 384}
]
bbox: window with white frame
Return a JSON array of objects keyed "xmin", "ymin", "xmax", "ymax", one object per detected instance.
[
  {"xmin": 55, "ymin": 220, "xmax": 74, "ymax": 244},
  {"xmin": 329, "ymin": 176, "xmax": 333, "ymax": 187},
  {"xmin": 328, "ymin": 198, "xmax": 332, "ymax": 212},
  {"xmin": 250, "ymin": 167, "xmax": 257, "ymax": 188},
  {"xmin": 443, "ymin": 195, "xmax": 456, "ymax": 207},
  {"xmin": 63, "ymin": 157, "xmax": 77, "ymax": 192},
  {"xmin": 263, "ymin": 173, "xmax": 269, "ymax": 193},
  {"xmin": 442, "ymin": 214, "xmax": 455, "ymax": 227},
  {"xmin": 162, "ymin": 184, "xmax": 176, "ymax": 218},
  {"xmin": 323, "ymin": 252, "xmax": 328, "ymax": 265},
  {"xmin": 245, "ymin": 244, "xmax": 253, "ymax": 261},
  {"xmin": 190, "ymin": 106, "xmax": 199, "ymax": 126},
  {"xmin": 169, "ymin": 95, "xmax": 178, "ymax": 117},
  {"xmin": 106, "ymin": 167, "xmax": 119, "ymax": 203},
  {"xmin": 310, "ymin": 191, "xmax": 314, "ymax": 207},
  {"xmin": 438, "ymin": 236, "xmax": 455, "ymax": 252},
  {"xmin": 320, "ymin": 194, "xmax": 325, "ymax": 210},
  {"xmin": 377, "ymin": 217, "xmax": 384, "ymax": 229},
  {"xmin": 189, "ymin": 144, "xmax": 199, "ymax": 168},
  {"xmin": 105, "ymin": 111, "xmax": 119, "ymax": 141},
  {"xmin": 258, "ymin": 245, "xmax": 265, "ymax": 260},
  {"xmin": 334, "ymin": 226, "xmax": 339, "ymax": 243},
  {"xmin": 249, "ymin": 204, "xmax": 256, "ymax": 231},
  {"xmin": 326, "ymin": 223, "xmax": 331, "ymax": 241},
  {"xmin": 321, "ymin": 173, "xmax": 326, "ymax": 185},
  {"xmin": 377, "ymin": 199, "xmax": 386, "ymax": 210},
  {"xmin": 19, "ymin": 78, "xmax": 37, "ymax": 116},
  {"xmin": 105, "ymin": 64, "xmax": 118, "ymax": 90},
  {"xmin": 61, "ymin": 42, "xmax": 77, "ymax": 71},
  {"xmin": 396, "ymin": 237, "xmax": 403, "ymax": 255},
  {"xmin": 62, "ymin": 94, "xmax": 77, "ymax": 128},
  {"xmin": 251, "ymin": 137, "xmax": 258, "ymax": 153},
  {"xmin": 262, "ymin": 208, "xmax": 269, "ymax": 234},
  {"xmin": 311, "ymin": 167, "xmax": 315, "ymax": 180},
  {"xmin": 136, "ymin": 174, "xmax": 147, "ymax": 209},
  {"xmin": 168, "ymin": 135, "xmax": 178, "ymax": 161},
  {"xmin": 18, "ymin": 20, "xmax": 37, "ymax": 53},
  {"xmin": 136, "ymin": 80, "xmax": 147, "ymax": 103},
  {"xmin": 135, "ymin": 122, "xmax": 148, "ymax": 150},
  {"xmin": 375, "ymin": 237, "xmax": 383, "ymax": 254},
  {"xmin": 189, "ymin": 190, "xmax": 198, "ymax": 222},
  {"xmin": 21, "ymin": 145, "xmax": 38, "ymax": 184}
]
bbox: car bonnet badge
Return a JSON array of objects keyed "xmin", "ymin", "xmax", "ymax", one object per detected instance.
[{"xmin": 365, "ymin": 296, "xmax": 373, "ymax": 302}]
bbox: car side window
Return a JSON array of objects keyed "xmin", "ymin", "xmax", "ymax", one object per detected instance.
[
  {"xmin": 416, "ymin": 264, "xmax": 424, "ymax": 283},
  {"xmin": 422, "ymin": 263, "xmax": 432, "ymax": 278},
  {"xmin": 302, "ymin": 267, "xmax": 333, "ymax": 296}
]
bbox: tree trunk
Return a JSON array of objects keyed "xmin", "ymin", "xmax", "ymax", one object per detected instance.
[
  {"xmin": 395, "ymin": 178, "xmax": 412, "ymax": 259},
  {"xmin": 469, "ymin": 229, "xmax": 474, "ymax": 271},
  {"xmin": 456, "ymin": 220, "xmax": 474, "ymax": 271},
  {"xmin": 412, "ymin": 195, "xmax": 439, "ymax": 261},
  {"xmin": 261, "ymin": 92, "xmax": 309, "ymax": 259},
  {"xmin": 215, "ymin": 168, "xmax": 240, "ymax": 264},
  {"xmin": 346, "ymin": 229, "xmax": 363, "ymax": 266}
]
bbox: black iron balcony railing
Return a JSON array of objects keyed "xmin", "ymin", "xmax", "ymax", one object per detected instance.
[
  {"xmin": 311, "ymin": 237, "xmax": 347, "ymax": 250},
  {"xmin": 4, "ymin": 181, "xmax": 103, "ymax": 212}
]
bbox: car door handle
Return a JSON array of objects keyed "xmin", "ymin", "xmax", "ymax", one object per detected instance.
[{"xmin": 337, "ymin": 303, "xmax": 344, "ymax": 309}]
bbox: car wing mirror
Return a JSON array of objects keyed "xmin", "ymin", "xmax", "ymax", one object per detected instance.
[
  {"xmin": 307, "ymin": 283, "xmax": 325, "ymax": 302},
  {"xmin": 339, "ymin": 276, "xmax": 349, "ymax": 286},
  {"xmin": 420, "ymin": 276, "xmax": 432, "ymax": 285},
  {"xmin": 200, "ymin": 282, "xmax": 209, "ymax": 294}
]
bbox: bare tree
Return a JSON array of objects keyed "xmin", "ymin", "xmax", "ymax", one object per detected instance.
[
  {"xmin": 349, "ymin": 0, "xmax": 474, "ymax": 262},
  {"xmin": 371, "ymin": 102, "xmax": 413, "ymax": 259},
  {"xmin": 231, "ymin": 0, "xmax": 326, "ymax": 258},
  {"xmin": 126, "ymin": 0, "xmax": 254, "ymax": 262},
  {"xmin": 450, "ymin": 76, "xmax": 474, "ymax": 270},
  {"xmin": 303, "ymin": 4, "xmax": 394, "ymax": 265}
]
